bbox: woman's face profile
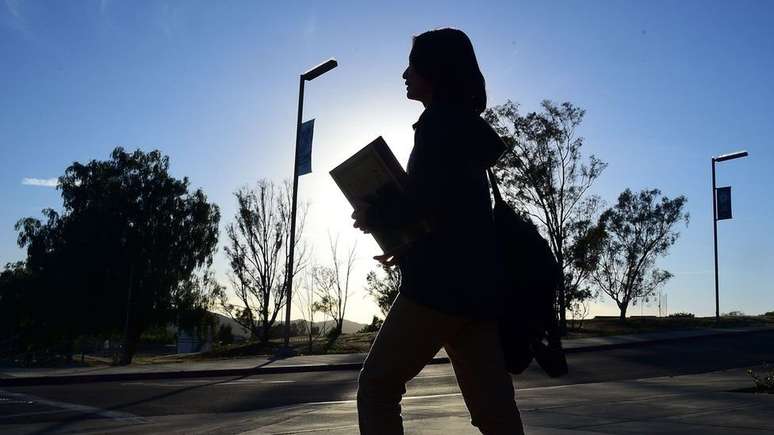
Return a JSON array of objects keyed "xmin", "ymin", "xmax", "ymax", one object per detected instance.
[{"xmin": 402, "ymin": 63, "xmax": 432, "ymax": 105}]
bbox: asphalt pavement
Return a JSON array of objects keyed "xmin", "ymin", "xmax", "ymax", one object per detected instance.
[{"xmin": 1, "ymin": 329, "xmax": 773, "ymax": 434}]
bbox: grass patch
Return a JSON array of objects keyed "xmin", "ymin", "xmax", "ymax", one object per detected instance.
[
  {"xmin": 567, "ymin": 314, "xmax": 774, "ymax": 339},
  {"xmin": 323, "ymin": 332, "xmax": 377, "ymax": 354},
  {"xmin": 191, "ymin": 331, "xmax": 379, "ymax": 360}
]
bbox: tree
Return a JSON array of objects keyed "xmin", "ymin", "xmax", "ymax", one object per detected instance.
[
  {"xmin": 13, "ymin": 210, "xmax": 88, "ymax": 356},
  {"xmin": 15, "ymin": 148, "xmax": 220, "ymax": 364},
  {"xmin": 357, "ymin": 316, "xmax": 384, "ymax": 333},
  {"xmin": 172, "ymin": 268, "xmax": 221, "ymax": 337},
  {"xmin": 484, "ymin": 100, "xmax": 607, "ymax": 333},
  {"xmin": 0, "ymin": 262, "xmax": 37, "ymax": 355},
  {"xmin": 220, "ymin": 180, "xmax": 307, "ymax": 344},
  {"xmin": 313, "ymin": 234, "xmax": 356, "ymax": 338},
  {"xmin": 568, "ymin": 299, "xmax": 591, "ymax": 331},
  {"xmin": 564, "ymin": 197, "xmax": 606, "ymax": 326},
  {"xmin": 365, "ymin": 264, "xmax": 401, "ymax": 317},
  {"xmin": 590, "ymin": 189, "xmax": 689, "ymax": 321},
  {"xmin": 295, "ymin": 259, "xmax": 324, "ymax": 352}
]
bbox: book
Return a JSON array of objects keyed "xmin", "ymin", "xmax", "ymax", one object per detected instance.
[{"xmin": 330, "ymin": 136, "xmax": 414, "ymax": 254}]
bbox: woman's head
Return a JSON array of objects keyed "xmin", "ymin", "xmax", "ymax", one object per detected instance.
[{"xmin": 402, "ymin": 28, "xmax": 487, "ymax": 114}]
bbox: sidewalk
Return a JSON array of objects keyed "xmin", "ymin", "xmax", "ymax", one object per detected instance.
[{"xmin": 1, "ymin": 326, "xmax": 771, "ymax": 387}]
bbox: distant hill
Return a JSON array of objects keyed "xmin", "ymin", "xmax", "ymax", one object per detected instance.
[
  {"xmin": 208, "ymin": 312, "xmax": 368, "ymax": 338},
  {"xmin": 310, "ymin": 318, "xmax": 369, "ymax": 335},
  {"xmin": 210, "ymin": 312, "xmax": 251, "ymax": 338}
]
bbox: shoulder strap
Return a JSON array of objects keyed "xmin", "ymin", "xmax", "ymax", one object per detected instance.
[{"xmin": 486, "ymin": 168, "xmax": 504, "ymax": 205}]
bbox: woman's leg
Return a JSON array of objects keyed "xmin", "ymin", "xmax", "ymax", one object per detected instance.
[
  {"xmin": 444, "ymin": 320, "xmax": 524, "ymax": 435},
  {"xmin": 357, "ymin": 294, "xmax": 466, "ymax": 435}
]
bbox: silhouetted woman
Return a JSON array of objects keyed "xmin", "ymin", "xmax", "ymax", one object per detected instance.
[{"xmin": 352, "ymin": 28, "xmax": 523, "ymax": 434}]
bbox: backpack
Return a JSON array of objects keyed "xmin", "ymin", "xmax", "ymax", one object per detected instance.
[{"xmin": 487, "ymin": 169, "xmax": 568, "ymax": 377}]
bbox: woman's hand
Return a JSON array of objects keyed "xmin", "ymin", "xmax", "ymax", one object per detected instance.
[
  {"xmin": 373, "ymin": 243, "xmax": 411, "ymax": 266},
  {"xmin": 351, "ymin": 201, "xmax": 377, "ymax": 234},
  {"xmin": 351, "ymin": 200, "xmax": 411, "ymax": 266}
]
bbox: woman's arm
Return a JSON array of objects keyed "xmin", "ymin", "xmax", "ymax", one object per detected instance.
[{"xmin": 369, "ymin": 109, "xmax": 476, "ymax": 234}]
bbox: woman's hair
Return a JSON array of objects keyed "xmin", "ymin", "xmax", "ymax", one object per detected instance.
[{"xmin": 410, "ymin": 28, "xmax": 487, "ymax": 114}]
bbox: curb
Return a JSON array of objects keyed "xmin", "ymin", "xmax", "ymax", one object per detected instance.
[
  {"xmin": 1, "ymin": 327, "xmax": 770, "ymax": 387},
  {"xmin": 0, "ymin": 356, "xmax": 451, "ymax": 388}
]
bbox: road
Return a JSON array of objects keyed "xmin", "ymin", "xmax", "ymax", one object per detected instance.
[{"xmin": 2, "ymin": 330, "xmax": 773, "ymax": 434}]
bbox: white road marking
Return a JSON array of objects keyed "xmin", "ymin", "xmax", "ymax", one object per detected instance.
[
  {"xmin": 216, "ymin": 379, "xmax": 262, "ymax": 386},
  {"xmin": 120, "ymin": 378, "xmax": 221, "ymax": 388},
  {"xmin": 120, "ymin": 378, "xmax": 299, "ymax": 388},
  {"xmin": 297, "ymin": 392, "xmax": 464, "ymax": 407},
  {"xmin": 258, "ymin": 423, "xmax": 361, "ymax": 434},
  {"xmin": 0, "ymin": 389, "xmax": 146, "ymax": 423},
  {"xmin": 412, "ymin": 374, "xmax": 456, "ymax": 380},
  {"xmin": 175, "ymin": 379, "xmax": 216, "ymax": 384},
  {"xmin": 268, "ymin": 382, "xmax": 594, "ymax": 409},
  {"xmin": 0, "ymin": 409, "xmax": 73, "ymax": 419},
  {"xmin": 217, "ymin": 379, "xmax": 296, "ymax": 386},
  {"xmin": 0, "ymin": 397, "xmax": 34, "ymax": 405},
  {"xmin": 120, "ymin": 382, "xmax": 184, "ymax": 388}
]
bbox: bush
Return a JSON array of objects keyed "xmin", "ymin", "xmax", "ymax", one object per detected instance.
[
  {"xmin": 140, "ymin": 326, "xmax": 175, "ymax": 345},
  {"xmin": 763, "ymin": 311, "xmax": 774, "ymax": 317},
  {"xmin": 216, "ymin": 325, "xmax": 233, "ymax": 345},
  {"xmin": 668, "ymin": 312, "xmax": 695, "ymax": 319},
  {"xmin": 357, "ymin": 316, "xmax": 384, "ymax": 333},
  {"xmin": 747, "ymin": 364, "xmax": 774, "ymax": 393},
  {"xmin": 326, "ymin": 327, "xmax": 341, "ymax": 341}
]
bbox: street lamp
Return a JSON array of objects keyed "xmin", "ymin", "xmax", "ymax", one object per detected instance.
[
  {"xmin": 279, "ymin": 58, "xmax": 338, "ymax": 356},
  {"xmin": 711, "ymin": 149, "xmax": 748, "ymax": 324}
]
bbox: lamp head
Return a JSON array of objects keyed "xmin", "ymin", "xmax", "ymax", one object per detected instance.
[
  {"xmin": 714, "ymin": 150, "xmax": 749, "ymax": 162},
  {"xmin": 303, "ymin": 59, "xmax": 338, "ymax": 81}
]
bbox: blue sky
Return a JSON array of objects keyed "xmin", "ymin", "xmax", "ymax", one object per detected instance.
[{"xmin": 1, "ymin": 0, "xmax": 772, "ymax": 323}]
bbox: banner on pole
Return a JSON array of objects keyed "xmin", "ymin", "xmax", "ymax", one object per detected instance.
[
  {"xmin": 716, "ymin": 186, "xmax": 732, "ymax": 220},
  {"xmin": 297, "ymin": 119, "xmax": 314, "ymax": 176}
]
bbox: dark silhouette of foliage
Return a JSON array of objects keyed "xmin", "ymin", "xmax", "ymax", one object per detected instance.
[
  {"xmin": 565, "ymin": 196, "xmax": 606, "ymax": 325},
  {"xmin": 13, "ymin": 148, "xmax": 220, "ymax": 364},
  {"xmin": 484, "ymin": 100, "xmax": 607, "ymax": 333},
  {"xmin": 173, "ymin": 269, "xmax": 221, "ymax": 334},
  {"xmin": 357, "ymin": 316, "xmax": 384, "ymax": 333},
  {"xmin": 12, "ymin": 209, "xmax": 95, "ymax": 360},
  {"xmin": 365, "ymin": 264, "xmax": 401, "ymax": 317},
  {"xmin": 216, "ymin": 324, "xmax": 234, "ymax": 345},
  {"xmin": 590, "ymin": 189, "xmax": 688, "ymax": 321},
  {"xmin": 0, "ymin": 262, "xmax": 37, "ymax": 356}
]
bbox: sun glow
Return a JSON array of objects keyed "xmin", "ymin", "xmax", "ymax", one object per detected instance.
[{"xmin": 292, "ymin": 99, "xmax": 421, "ymax": 323}]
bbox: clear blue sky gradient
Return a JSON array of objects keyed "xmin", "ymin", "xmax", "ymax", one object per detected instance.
[{"xmin": 2, "ymin": 1, "xmax": 772, "ymax": 322}]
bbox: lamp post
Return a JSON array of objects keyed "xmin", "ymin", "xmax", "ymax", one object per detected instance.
[
  {"xmin": 280, "ymin": 59, "xmax": 337, "ymax": 356},
  {"xmin": 711, "ymin": 150, "xmax": 748, "ymax": 324}
]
